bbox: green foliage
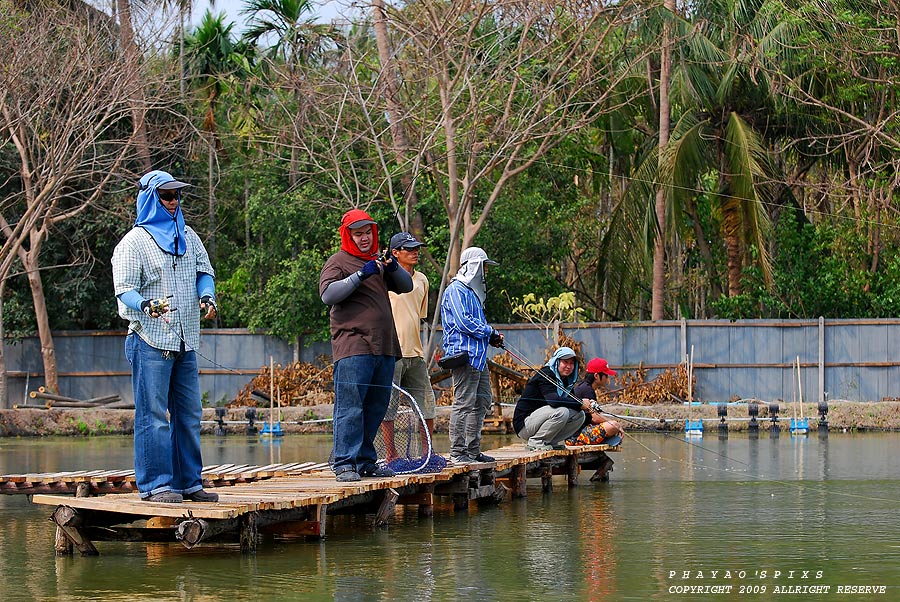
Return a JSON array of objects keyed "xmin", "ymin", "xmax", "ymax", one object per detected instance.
[
  {"xmin": 512, "ymin": 292, "xmax": 584, "ymax": 325},
  {"xmin": 711, "ymin": 209, "xmax": 900, "ymax": 319},
  {"xmin": 8, "ymin": 0, "xmax": 900, "ymax": 347},
  {"xmin": 218, "ymin": 182, "xmax": 341, "ymax": 341},
  {"xmin": 510, "ymin": 291, "xmax": 585, "ymax": 345}
]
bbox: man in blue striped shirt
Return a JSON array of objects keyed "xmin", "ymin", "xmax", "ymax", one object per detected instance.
[{"xmin": 440, "ymin": 247, "xmax": 504, "ymax": 464}]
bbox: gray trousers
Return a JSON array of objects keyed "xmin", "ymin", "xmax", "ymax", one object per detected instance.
[
  {"xmin": 449, "ymin": 365, "xmax": 492, "ymax": 459},
  {"xmin": 516, "ymin": 405, "xmax": 585, "ymax": 445}
]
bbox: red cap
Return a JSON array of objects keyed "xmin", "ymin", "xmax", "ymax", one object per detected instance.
[{"xmin": 586, "ymin": 358, "xmax": 616, "ymax": 376}]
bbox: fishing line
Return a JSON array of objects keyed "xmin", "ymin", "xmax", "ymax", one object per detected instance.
[
  {"xmin": 156, "ymin": 312, "xmax": 250, "ymax": 377},
  {"xmin": 501, "ymin": 341, "xmax": 794, "ymax": 472},
  {"xmin": 500, "ymin": 340, "xmax": 900, "ymax": 504}
]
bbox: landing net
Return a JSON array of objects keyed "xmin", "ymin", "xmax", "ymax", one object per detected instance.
[{"xmin": 374, "ymin": 383, "xmax": 447, "ymax": 474}]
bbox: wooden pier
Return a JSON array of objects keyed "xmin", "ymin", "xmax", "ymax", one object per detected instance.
[
  {"xmin": 23, "ymin": 443, "xmax": 619, "ymax": 555},
  {"xmin": 0, "ymin": 462, "xmax": 330, "ymax": 496}
]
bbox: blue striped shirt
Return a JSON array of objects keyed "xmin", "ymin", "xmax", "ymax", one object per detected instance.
[{"xmin": 440, "ymin": 280, "xmax": 493, "ymax": 371}]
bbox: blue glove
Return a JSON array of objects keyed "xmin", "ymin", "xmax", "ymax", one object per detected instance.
[
  {"xmin": 358, "ymin": 260, "xmax": 380, "ymax": 280},
  {"xmin": 384, "ymin": 256, "xmax": 399, "ymax": 272}
]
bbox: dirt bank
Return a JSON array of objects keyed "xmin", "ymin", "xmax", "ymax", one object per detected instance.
[{"xmin": 2, "ymin": 401, "xmax": 899, "ymax": 437}]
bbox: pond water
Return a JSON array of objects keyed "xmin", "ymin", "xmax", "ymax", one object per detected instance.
[{"xmin": 1, "ymin": 431, "xmax": 898, "ymax": 601}]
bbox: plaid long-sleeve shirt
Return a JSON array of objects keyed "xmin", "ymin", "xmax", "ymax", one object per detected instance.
[
  {"xmin": 112, "ymin": 226, "xmax": 214, "ymax": 352},
  {"xmin": 440, "ymin": 279, "xmax": 493, "ymax": 371}
]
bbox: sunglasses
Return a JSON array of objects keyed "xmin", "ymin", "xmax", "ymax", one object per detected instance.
[
  {"xmin": 400, "ymin": 246, "xmax": 421, "ymax": 252},
  {"xmin": 158, "ymin": 190, "xmax": 180, "ymax": 202}
]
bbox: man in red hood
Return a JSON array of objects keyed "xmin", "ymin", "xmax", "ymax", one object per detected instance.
[{"xmin": 319, "ymin": 209, "xmax": 413, "ymax": 481}]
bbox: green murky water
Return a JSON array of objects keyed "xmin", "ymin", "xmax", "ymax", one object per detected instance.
[{"xmin": 1, "ymin": 432, "xmax": 898, "ymax": 601}]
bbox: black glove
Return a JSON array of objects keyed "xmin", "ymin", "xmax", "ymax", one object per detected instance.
[
  {"xmin": 200, "ymin": 295, "xmax": 217, "ymax": 314},
  {"xmin": 383, "ymin": 256, "xmax": 399, "ymax": 272},
  {"xmin": 489, "ymin": 329, "xmax": 504, "ymax": 348},
  {"xmin": 358, "ymin": 260, "xmax": 380, "ymax": 280},
  {"xmin": 141, "ymin": 298, "xmax": 169, "ymax": 317}
]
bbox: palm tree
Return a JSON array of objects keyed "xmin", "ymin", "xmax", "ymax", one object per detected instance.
[
  {"xmin": 609, "ymin": 0, "xmax": 800, "ymax": 311},
  {"xmin": 652, "ymin": 0, "xmax": 677, "ymax": 320},
  {"xmin": 241, "ymin": 0, "xmax": 341, "ymax": 186},
  {"xmin": 185, "ymin": 10, "xmax": 238, "ymax": 259}
]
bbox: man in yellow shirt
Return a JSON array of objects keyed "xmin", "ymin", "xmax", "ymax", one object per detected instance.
[{"xmin": 382, "ymin": 232, "xmax": 436, "ymax": 460}]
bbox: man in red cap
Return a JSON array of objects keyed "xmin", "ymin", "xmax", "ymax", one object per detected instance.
[
  {"xmin": 570, "ymin": 357, "xmax": 622, "ymax": 443},
  {"xmin": 319, "ymin": 209, "xmax": 413, "ymax": 482}
]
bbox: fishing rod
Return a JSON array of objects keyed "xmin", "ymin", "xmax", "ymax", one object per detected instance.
[
  {"xmin": 499, "ymin": 340, "xmax": 899, "ymax": 505},
  {"xmin": 499, "ymin": 340, "xmax": 647, "ymax": 429},
  {"xmin": 498, "ymin": 339, "xmax": 777, "ymax": 472}
]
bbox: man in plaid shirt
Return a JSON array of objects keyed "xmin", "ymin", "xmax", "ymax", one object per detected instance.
[{"xmin": 112, "ymin": 170, "xmax": 218, "ymax": 504}]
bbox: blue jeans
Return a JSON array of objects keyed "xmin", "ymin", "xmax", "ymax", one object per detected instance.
[
  {"xmin": 126, "ymin": 333, "xmax": 204, "ymax": 498},
  {"xmin": 332, "ymin": 354, "xmax": 395, "ymax": 474}
]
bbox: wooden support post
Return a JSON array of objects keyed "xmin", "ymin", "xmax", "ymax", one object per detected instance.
[
  {"xmin": 491, "ymin": 481, "xmax": 510, "ymax": 504},
  {"xmin": 589, "ymin": 453, "xmax": 615, "ymax": 482},
  {"xmin": 240, "ymin": 512, "xmax": 259, "ymax": 553},
  {"xmin": 398, "ymin": 486, "xmax": 434, "ymax": 518},
  {"xmin": 510, "ymin": 463, "xmax": 527, "ymax": 498},
  {"xmin": 540, "ymin": 462, "xmax": 553, "ymax": 493},
  {"xmin": 54, "ymin": 524, "xmax": 73, "ymax": 556},
  {"xmin": 489, "ymin": 370, "xmax": 502, "ymax": 418},
  {"xmin": 469, "ymin": 484, "xmax": 497, "ymax": 500},
  {"xmin": 51, "ymin": 505, "xmax": 98, "ymax": 556},
  {"xmin": 312, "ymin": 504, "xmax": 327, "ymax": 539},
  {"xmin": 55, "ymin": 482, "xmax": 92, "ymax": 556},
  {"xmin": 566, "ymin": 453, "xmax": 580, "ymax": 487},
  {"xmin": 176, "ymin": 518, "xmax": 210, "ymax": 549},
  {"xmin": 452, "ymin": 493, "xmax": 469, "ymax": 511},
  {"xmin": 373, "ymin": 488, "xmax": 399, "ymax": 528}
]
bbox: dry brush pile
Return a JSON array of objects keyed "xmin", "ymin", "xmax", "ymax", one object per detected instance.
[
  {"xmin": 230, "ymin": 361, "xmax": 334, "ymax": 407},
  {"xmin": 490, "ymin": 333, "xmax": 694, "ymax": 406}
]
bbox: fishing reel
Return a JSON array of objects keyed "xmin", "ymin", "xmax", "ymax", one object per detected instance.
[
  {"xmin": 142, "ymin": 296, "xmax": 172, "ymax": 317},
  {"xmin": 589, "ymin": 401, "xmax": 604, "ymax": 415}
]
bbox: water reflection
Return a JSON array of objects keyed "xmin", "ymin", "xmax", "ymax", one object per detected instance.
[{"xmin": 1, "ymin": 433, "xmax": 900, "ymax": 601}]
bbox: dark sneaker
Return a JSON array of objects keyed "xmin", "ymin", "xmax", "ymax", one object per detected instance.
[
  {"xmin": 450, "ymin": 455, "xmax": 473, "ymax": 465},
  {"xmin": 144, "ymin": 491, "xmax": 183, "ymax": 503},
  {"xmin": 185, "ymin": 489, "xmax": 218, "ymax": 502},
  {"xmin": 335, "ymin": 470, "xmax": 361, "ymax": 482},
  {"xmin": 360, "ymin": 465, "xmax": 396, "ymax": 478},
  {"xmin": 551, "ymin": 443, "xmax": 567, "ymax": 450},
  {"xmin": 473, "ymin": 453, "xmax": 495, "ymax": 462}
]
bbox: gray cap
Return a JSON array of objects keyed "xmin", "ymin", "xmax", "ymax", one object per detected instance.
[{"xmin": 347, "ymin": 218, "xmax": 376, "ymax": 229}]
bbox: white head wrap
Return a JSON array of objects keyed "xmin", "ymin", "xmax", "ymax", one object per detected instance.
[{"xmin": 453, "ymin": 247, "xmax": 498, "ymax": 304}]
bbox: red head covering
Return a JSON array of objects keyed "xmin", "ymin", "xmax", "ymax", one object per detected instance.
[
  {"xmin": 339, "ymin": 209, "xmax": 379, "ymax": 260},
  {"xmin": 586, "ymin": 357, "xmax": 617, "ymax": 376}
]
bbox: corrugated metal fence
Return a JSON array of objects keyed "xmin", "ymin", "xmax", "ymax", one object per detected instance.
[{"xmin": 4, "ymin": 319, "xmax": 900, "ymax": 409}]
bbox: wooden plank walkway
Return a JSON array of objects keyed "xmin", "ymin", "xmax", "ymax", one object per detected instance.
[
  {"xmin": 0, "ymin": 462, "xmax": 331, "ymax": 495},
  {"xmin": 29, "ymin": 442, "xmax": 620, "ymax": 556}
]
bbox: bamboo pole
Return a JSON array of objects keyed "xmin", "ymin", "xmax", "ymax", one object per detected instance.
[
  {"xmin": 792, "ymin": 356, "xmax": 797, "ymax": 420},
  {"xmin": 269, "ymin": 356, "xmax": 275, "ymax": 433}
]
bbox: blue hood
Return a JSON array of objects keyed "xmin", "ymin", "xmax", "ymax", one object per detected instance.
[
  {"xmin": 135, "ymin": 170, "xmax": 187, "ymax": 256},
  {"xmin": 545, "ymin": 346, "xmax": 578, "ymax": 398}
]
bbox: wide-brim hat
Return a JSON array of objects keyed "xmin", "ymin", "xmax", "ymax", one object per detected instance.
[{"xmin": 139, "ymin": 170, "xmax": 191, "ymax": 191}]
